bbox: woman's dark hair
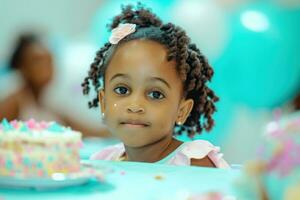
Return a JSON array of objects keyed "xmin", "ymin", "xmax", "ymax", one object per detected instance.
[
  {"xmin": 9, "ymin": 33, "xmax": 39, "ymax": 70},
  {"xmin": 82, "ymin": 3, "xmax": 219, "ymax": 137}
]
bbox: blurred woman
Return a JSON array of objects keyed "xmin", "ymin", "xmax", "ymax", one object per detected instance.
[{"xmin": 0, "ymin": 33, "xmax": 110, "ymax": 137}]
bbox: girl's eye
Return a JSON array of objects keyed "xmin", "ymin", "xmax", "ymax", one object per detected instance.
[
  {"xmin": 148, "ymin": 91, "xmax": 165, "ymax": 100},
  {"xmin": 114, "ymin": 86, "xmax": 129, "ymax": 95}
]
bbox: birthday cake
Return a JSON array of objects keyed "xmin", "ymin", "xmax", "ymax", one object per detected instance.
[
  {"xmin": 0, "ymin": 119, "xmax": 82, "ymax": 178},
  {"xmin": 236, "ymin": 113, "xmax": 300, "ymax": 200}
]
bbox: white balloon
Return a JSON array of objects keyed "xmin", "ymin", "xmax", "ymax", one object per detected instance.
[{"xmin": 171, "ymin": 0, "xmax": 229, "ymax": 60}]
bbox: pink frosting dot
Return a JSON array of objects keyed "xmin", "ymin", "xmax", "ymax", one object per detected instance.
[
  {"xmin": 10, "ymin": 120, "xmax": 19, "ymax": 129},
  {"xmin": 27, "ymin": 119, "xmax": 37, "ymax": 129},
  {"xmin": 27, "ymin": 147, "xmax": 33, "ymax": 153},
  {"xmin": 24, "ymin": 167, "xmax": 29, "ymax": 176},
  {"xmin": 37, "ymin": 170, "xmax": 44, "ymax": 177},
  {"xmin": 40, "ymin": 121, "xmax": 49, "ymax": 129},
  {"xmin": 78, "ymin": 141, "xmax": 83, "ymax": 148},
  {"xmin": 0, "ymin": 157, "xmax": 4, "ymax": 166},
  {"xmin": 16, "ymin": 154, "xmax": 23, "ymax": 164}
]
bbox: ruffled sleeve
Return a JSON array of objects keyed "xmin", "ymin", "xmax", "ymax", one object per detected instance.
[
  {"xmin": 167, "ymin": 140, "xmax": 230, "ymax": 169},
  {"xmin": 90, "ymin": 143, "xmax": 125, "ymax": 161}
]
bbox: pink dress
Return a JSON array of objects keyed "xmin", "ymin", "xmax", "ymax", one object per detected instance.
[{"xmin": 90, "ymin": 140, "xmax": 230, "ymax": 169}]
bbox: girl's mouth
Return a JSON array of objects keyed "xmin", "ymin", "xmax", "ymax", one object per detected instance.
[{"xmin": 120, "ymin": 120, "xmax": 150, "ymax": 128}]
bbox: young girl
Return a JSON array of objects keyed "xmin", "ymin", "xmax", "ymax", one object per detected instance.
[{"xmin": 82, "ymin": 3, "xmax": 229, "ymax": 168}]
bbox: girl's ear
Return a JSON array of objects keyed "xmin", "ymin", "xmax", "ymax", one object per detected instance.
[
  {"xmin": 176, "ymin": 98, "xmax": 194, "ymax": 125},
  {"xmin": 98, "ymin": 89, "xmax": 106, "ymax": 114}
]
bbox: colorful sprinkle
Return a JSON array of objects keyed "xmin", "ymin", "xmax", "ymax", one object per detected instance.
[
  {"xmin": 120, "ymin": 171, "xmax": 126, "ymax": 175},
  {"xmin": 39, "ymin": 121, "xmax": 49, "ymax": 129},
  {"xmin": 154, "ymin": 175, "xmax": 164, "ymax": 180},
  {"xmin": 47, "ymin": 122, "xmax": 64, "ymax": 132},
  {"xmin": 23, "ymin": 158, "xmax": 30, "ymax": 166},
  {"xmin": 5, "ymin": 160, "xmax": 13, "ymax": 169},
  {"xmin": 37, "ymin": 162, "xmax": 43, "ymax": 169},
  {"xmin": 10, "ymin": 120, "xmax": 19, "ymax": 129},
  {"xmin": 1, "ymin": 118, "xmax": 13, "ymax": 131},
  {"xmin": 26, "ymin": 118, "xmax": 37, "ymax": 129},
  {"xmin": 20, "ymin": 124, "xmax": 29, "ymax": 132}
]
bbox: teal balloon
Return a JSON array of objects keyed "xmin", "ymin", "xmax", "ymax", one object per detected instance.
[
  {"xmin": 90, "ymin": 0, "xmax": 174, "ymax": 46},
  {"xmin": 217, "ymin": 2, "xmax": 300, "ymax": 108},
  {"xmin": 195, "ymin": 95, "xmax": 235, "ymax": 145},
  {"xmin": 176, "ymin": 87, "xmax": 235, "ymax": 145}
]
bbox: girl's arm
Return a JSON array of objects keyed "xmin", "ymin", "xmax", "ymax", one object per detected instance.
[{"xmin": 0, "ymin": 94, "xmax": 19, "ymax": 120}]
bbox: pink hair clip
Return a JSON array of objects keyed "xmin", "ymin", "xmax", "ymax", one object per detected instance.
[{"xmin": 109, "ymin": 23, "xmax": 136, "ymax": 45}]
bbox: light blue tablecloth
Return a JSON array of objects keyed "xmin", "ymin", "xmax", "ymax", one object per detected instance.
[{"xmin": 0, "ymin": 160, "xmax": 240, "ymax": 200}]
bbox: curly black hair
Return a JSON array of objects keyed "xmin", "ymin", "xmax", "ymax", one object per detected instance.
[{"xmin": 82, "ymin": 3, "xmax": 219, "ymax": 137}]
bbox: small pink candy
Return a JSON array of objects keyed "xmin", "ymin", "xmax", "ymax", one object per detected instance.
[
  {"xmin": 10, "ymin": 120, "xmax": 19, "ymax": 129},
  {"xmin": 0, "ymin": 157, "xmax": 4, "ymax": 166},
  {"xmin": 37, "ymin": 170, "xmax": 44, "ymax": 177},
  {"xmin": 27, "ymin": 119, "xmax": 37, "ymax": 129},
  {"xmin": 78, "ymin": 141, "xmax": 83, "ymax": 148},
  {"xmin": 24, "ymin": 167, "xmax": 29, "ymax": 174},
  {"xmin": 40, "ymin": 121, "xmax": 49, "ymax": 129},
  {"xmin": 27, "ymin": 147, "xmax": 33, "ymax": 153},
  {"xmin": 120, "ymin": 171, "xmax": 126, "ymax": 175},
  {"xmin": 16, "ymin": 154, "xmax": 22, "ymax": 164}
]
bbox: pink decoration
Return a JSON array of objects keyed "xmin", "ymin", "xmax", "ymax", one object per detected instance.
[
  {"xmin": 37, "ymin": 170, "xmax": 44, "ymax": 177},
  {"xmin": 0, "ymin": 157, "xmax": 4, "ymax": 166},
  {"xmin": 39, "ymin": 121, "xmax": 49, "ymax": 129},
  {"xmin": 109, "ymin": 23, "xmax": 136, "ymax": 44},
  {"xmin": 27, "ymin": 147, "xmax": 33, "ymax": 153},
  {"xmin": 88, "ymin": 168, "xmax": 96, "ymax": 174},
  {"xmin": 26, "ymin": 119, "xmax": 37, "ymax": 129},
  {"xmin": 273, "ymin": 108, "xmax": 282, "ymax": 123},
  {"xmin": 78, "ymin": 141, "xmax": 83, "ymax": 148},
  {"xmin": 267, "ymin": 139, "xmax": 300, "ymax": 176},
  {"xmin": 10, "ymin": 120, "xmax": 19, "ymax": 129},
  {"xmin": 120, "ymin": 171, "xmax": 126, "ymax": 175},
  {"xmin": 16, "ymin": 154, "xmax": 23, "ymax": 165},
  {"xmin": 24, "ymin": 167, "xmax": 29, "ymax": 176},
  {"xmin": 188, "ymin": 192, "xmax": 224, "ymax": 200}
]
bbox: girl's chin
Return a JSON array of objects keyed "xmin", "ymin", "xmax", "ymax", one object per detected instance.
[{"xmin": 121, "ymin": 138, "xmax": 152, "ymax": 148}]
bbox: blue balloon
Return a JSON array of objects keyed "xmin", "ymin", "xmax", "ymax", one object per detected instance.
[
  {"xmin": 216, "ymin": 2, "xmax": 300, "ymax": 108},
  {"xmin": 90, "ymin": 0, "xmax": 174, "ymax": 46}
]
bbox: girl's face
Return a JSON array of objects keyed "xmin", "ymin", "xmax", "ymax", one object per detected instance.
[
  {"xmin": 99, "ymin": 40, "xmax": 193, "ymax": 147},
  {"xmin": 20, "ymin": 43, "xmax": 53, "ymax": 88}
]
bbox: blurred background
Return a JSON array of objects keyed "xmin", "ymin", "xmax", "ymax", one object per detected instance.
[{"xmin": 0, "ymin": 0, "xmax": 300, "ymax": 164}]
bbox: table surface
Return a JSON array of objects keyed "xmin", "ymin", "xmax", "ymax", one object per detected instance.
[{"xmin": 0, "ymin": 159, "xmax": 240, "ymax": 200}]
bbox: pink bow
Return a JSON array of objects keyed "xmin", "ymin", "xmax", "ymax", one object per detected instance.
[{"xmin": 109, "ymin": 23, "xmax": 136, "ymax": 44}]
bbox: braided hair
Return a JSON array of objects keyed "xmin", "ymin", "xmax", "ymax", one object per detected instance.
[{"xmin": 82, "ymin": 3, "xmax": 219, "ymax": 137}]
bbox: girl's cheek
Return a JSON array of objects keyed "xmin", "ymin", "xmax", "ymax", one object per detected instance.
[{"xmin": 112, "ymin": 103, "xmax": 120, "ymax": 112}]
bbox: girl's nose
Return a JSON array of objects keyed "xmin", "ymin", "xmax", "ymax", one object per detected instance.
[{"xmin": 127, "ymin": 104, "xmax": 145, "ymax": 114}]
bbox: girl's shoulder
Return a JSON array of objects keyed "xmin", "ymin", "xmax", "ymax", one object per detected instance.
[
  {"xmin": 89, "ymin": 140, "xmax": 230, "ymax": 169},
  {"xmin": 168, "ymin": 140, "xmax": 230, "ymax": 169}
]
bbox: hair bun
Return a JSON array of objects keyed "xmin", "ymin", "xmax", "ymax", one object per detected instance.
[{"xmin": 109, "ymin": 3, "xmax": 162, "ymax": 30}]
